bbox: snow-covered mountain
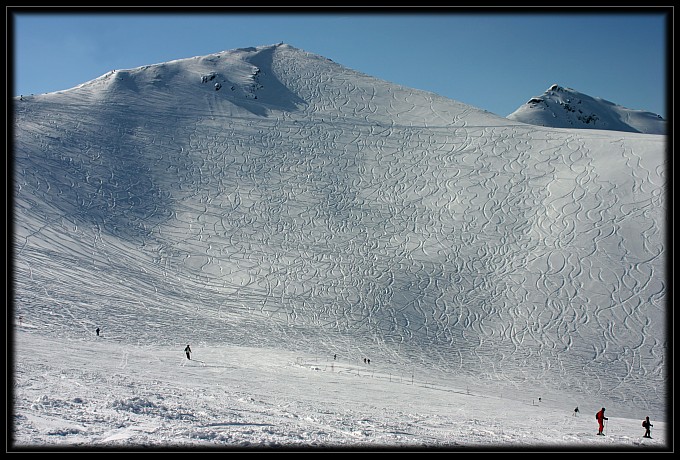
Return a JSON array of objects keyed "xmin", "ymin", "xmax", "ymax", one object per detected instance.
[
  {"xmin": 507, "ymin": 84, "xmax": 666, "ymax": 134},
  {"xmin": 11, "ymin": 44, "xmax": 668, "ymax": 447}
]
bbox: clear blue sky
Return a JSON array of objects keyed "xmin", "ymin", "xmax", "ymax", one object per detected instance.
[{"xmin": 10, "ymin": 8, "xmax": 669, "ymax": 118}]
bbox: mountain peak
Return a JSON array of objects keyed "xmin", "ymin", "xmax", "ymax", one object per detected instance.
[
  {"xmin": 507, "ymin": 84, "xmax": 666, "ymax": 134},
  {"xmin": 42, "ymin": 44, "xmax": 498, "ymax": 126}
]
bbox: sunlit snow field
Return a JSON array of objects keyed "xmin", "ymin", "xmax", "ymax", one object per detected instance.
[{"xmin": 11, "ymin": 44, "xmax": 669, "ymax": 450}]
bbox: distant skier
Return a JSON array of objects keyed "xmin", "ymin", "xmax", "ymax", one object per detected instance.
[
  {"xmin": 184, "ymin": 344, "xmax": 192, "ymax": 360},
  {"xmin": 96, "ymin": 327, "xmax": 100, "ymax": 336},
  {"xmin": 574, "ymin": 406, "xmax": 579, "ymax": 416},
  {"xmin": 642, "ymin": 416, "xmax": 653, "ymax": 438},
  {"xmin": 596, "ymin": 407, "xmax": 608, "ymax": 435}
]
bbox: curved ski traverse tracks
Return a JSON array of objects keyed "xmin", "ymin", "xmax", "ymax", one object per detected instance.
[{"xmin": 13, "ymin": 44, "xmax": 667, "ymax": 421}]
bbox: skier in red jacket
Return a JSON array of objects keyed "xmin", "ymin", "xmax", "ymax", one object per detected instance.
[{"xmin": 596, "ymin": 407, "xmax": 608, "ymax": 435}]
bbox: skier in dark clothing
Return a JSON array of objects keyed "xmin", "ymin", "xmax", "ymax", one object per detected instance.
[
  {"xmin": 596, "ymin": 407, "xmax": 608, "ymax": 435},
  {"xmin": 184, "ymin": 344, "xmax": 192, "ymax": 360},
  {"xmin": 574, "ymin": 406, "xmax": 579, "ymax": 416},
  {"xmin": 642, "ymin": 416, "xmax": 653, "ymax": 438},
  {"xmin": 96, "ymin": 327, "xmax": 100, "ymax": 336}
]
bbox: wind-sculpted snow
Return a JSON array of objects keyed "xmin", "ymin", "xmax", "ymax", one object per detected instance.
[{"xmin": 12, "ymin": 43, "xmax": 668, "ymax": 430}]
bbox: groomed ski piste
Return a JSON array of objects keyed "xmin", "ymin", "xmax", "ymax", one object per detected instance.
[
  {"xmin": 11, "ymin": 44, "xmax": 668, "ymax": 450},
  {"xmin": 12, "ymin": 326, "xmax": 667, "ymax": 449}
]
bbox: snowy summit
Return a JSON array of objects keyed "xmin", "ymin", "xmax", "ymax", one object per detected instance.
[
  {"xmin": 507, "ymin": 84, "xmax": 666, "ymax": 134},
  {"xmin": 11, "ymin": 43, "xmax": 669, "ymax": 450}
]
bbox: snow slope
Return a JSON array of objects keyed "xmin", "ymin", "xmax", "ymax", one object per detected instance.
[
  {"xmin": 507, "ymin": 84, "xmax": 666, "ymax": 134},
  {"xmin": 10, "ymin": 43, "xmax": 669, "ymax": 450}
]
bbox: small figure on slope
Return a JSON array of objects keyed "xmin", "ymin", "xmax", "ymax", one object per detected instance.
[
  {"xmin": 184, "ymin": 344, "xmax": 192, "ymax": 360},
  {"xmin": 642, "ymin": 416, "xmax": 653, "ymax": 438},
  {"xmin": 596, "ymin": 407, "xmax": 608, "ymax": 435}
]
